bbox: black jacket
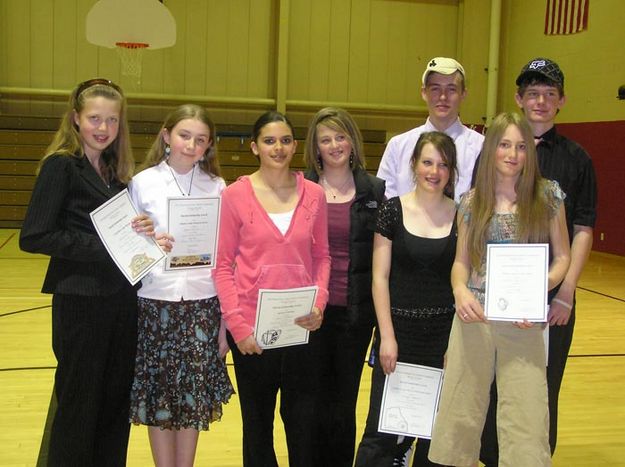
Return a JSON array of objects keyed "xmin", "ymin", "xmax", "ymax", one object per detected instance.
[
  {"xmin": 20, "ymin": 154, "xmax": 132, "ymax": 296},
  {"xmin": 305, "ymin": 168, "xmax": 385, "ymax": 327}
]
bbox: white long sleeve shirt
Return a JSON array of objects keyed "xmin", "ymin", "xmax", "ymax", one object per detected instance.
[
  {"xmin": 376, "ymin": 117, "xmax": 484, "ymax": 201},
  {"xmin": 129, "ymin": 161, "xmax": 226, "ymax": 301}
]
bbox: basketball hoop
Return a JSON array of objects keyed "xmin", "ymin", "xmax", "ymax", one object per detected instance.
[
  {"xmin": 115, "ymin": 42, "xmax": 149, "ymax": 81},
  {"xmin": 87, "ymin": 0, "xmax": 176, "ymax": 87}
]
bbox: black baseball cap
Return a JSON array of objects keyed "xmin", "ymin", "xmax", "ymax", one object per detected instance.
[{"xmin": 516, "ymin": 58, "xmax": 564, "ymax": 88}]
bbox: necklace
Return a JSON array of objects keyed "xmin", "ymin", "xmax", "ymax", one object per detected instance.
[
  {"xmin": 321, "ymin": 174, "xmax": 352, "ymax": 199},
  {"xmin": 168, "ymin": 163, "xmax": 195, "ymax": 196}
]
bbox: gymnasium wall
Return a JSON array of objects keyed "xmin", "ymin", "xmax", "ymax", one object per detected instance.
[
  {"xmin": 0, "ymin": 0, "xmax": 623, "ymax": 254},
  {"xmin": 0, "ymin": 0, "xmax": 490, "ymax": 129},
  {"xmin": 0, "ymin": 0, "xmax": 276, "ymax": 122},
  {"xmin": 499, "ymin": 0, "xmax": 625, "ymax": 254}
]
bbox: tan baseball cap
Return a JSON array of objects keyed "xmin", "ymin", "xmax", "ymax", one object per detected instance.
[{"xmin": 422, "ymin": 57, "xmax": 465, "ymax": 84}]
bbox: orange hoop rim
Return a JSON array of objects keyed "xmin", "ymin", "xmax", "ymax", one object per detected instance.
[{"xmin": 115, "ymin": 42, "xmax": 149, "ymax": 49}]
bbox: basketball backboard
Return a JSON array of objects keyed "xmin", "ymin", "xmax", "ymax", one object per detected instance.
[{"xmin": 86, "ymin": 0, "xmax": 176, "ymax": 50}]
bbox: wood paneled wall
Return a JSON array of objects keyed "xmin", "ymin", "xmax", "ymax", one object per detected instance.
[
  {"xmin": 1, "ymin": 0, "xmax": 491, "ymax": 132},
  {"xmin": 287, "ymin": 0, "xmax": 458, "ymax": 105},
  {"xmin": 0, "ymin": 0, "xmax": 275, "ymax": 97}
]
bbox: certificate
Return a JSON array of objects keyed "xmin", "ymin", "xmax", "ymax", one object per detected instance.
[
  {"xmin": 378, "ymin": 363, "xmax": 444, "ymax": 439},
  {"xmin": 254, "ymin": 286, "xmax": 318, "ymax": 349},
  {"xmin": 166, "ymin": 196, "xmax": 220, "ymax": 270},
  {"xmin": 485, "ymin": 243, "xmax": 549, "ymax": 322},
  {"xmin": 90, "ymin": 189, "xmax": 165, "ymax": 285}
]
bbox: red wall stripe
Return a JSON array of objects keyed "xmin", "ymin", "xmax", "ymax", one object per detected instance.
[{"xmin": 557, "ymin": 120, "xmax": 625, "ymax": 256}]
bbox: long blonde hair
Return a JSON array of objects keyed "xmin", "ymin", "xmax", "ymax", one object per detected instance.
[
  {"xmin": 468, "ymin": 112, "xmax": 550, "ymax": 270},
  {"xmin": 41, "ymin": 78, "xmax": 133, "ymax": 183},
  {"xmin": 142, "ymin": 104, "xmax": 221, "ymax": 178},
  {"xmin": 304, "ymin": 107, "xmax": 366, "ymax": 174}
]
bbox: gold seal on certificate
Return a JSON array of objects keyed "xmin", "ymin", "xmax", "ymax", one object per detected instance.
[
  {"xmin": 485, "ymin": 243, "xmax": 549, "ymax": 322},
  {"xmin": 166, "ymin": 196, "xmax": 220, "ymax": 270},
  {"xmin": 254, "ymin": 286, "xmax": 318, "ymax": 349},
  {"xmin": 129, "ymin": 253, "xmax": 156, "ymax": 279},
  {"xmin": 90, "ymin": 189, "xmax": 165, "ymax": 285},
  {"xmin": 378, "ymin": 363, "xmax": 444, "ymax": 439}
]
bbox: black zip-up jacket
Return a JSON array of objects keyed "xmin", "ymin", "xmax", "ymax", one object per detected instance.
[{"xmin": 305, "ymin": 168, "xmax": 385, "ymax": 327}]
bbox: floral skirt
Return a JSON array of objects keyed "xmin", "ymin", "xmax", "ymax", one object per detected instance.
[{"xmin": 129, "ymin": 296, "xmax": 233, "ymax": 430}]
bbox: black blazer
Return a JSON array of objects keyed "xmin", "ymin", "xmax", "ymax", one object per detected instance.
[
  {"xmin": 20, "ymin": 154, "xmax": 132, "ymax": 296},
  {"xmin": 305, "ymin": 168, "xmax": 385, "ymax": 327}
]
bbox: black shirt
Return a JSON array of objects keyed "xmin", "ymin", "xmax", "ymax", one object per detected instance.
[
  {"xmin": 376, "ymin": 197, "xmax": 457, "ymax": 310},
  {"xmin": 536, "ymin": 125, "xmax": 597, "ymax": 241}
]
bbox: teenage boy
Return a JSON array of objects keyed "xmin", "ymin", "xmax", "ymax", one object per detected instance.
[
  {"xmin": 480, "ymin": 57, "xmax": 598, "ymax": 466},
  {"xmin": 377, "ymin": 57, "xmax": 484, "ymax": 201}
]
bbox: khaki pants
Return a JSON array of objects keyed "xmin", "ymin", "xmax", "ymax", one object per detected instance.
[{"xmin": 428, "ymin": 316, "xmax": 551, "ymax": 467}]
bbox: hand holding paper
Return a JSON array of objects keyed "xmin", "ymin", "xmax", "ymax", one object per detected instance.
[
  {"xmin": 454, "ymin": 285, "xmax": 485, "ymax": 323},
  {"xmin": 131, "ymin": 213, "xmax": 155, "ymax": 236},
  {"xmin": 237, "ymin": 334, "xmax": 263, "ymax": 355},
  {"xmin": 155, "ymin": 232, "xmax": 174, "ymax": 252},
  {"xmin": 294, "ymin": 306, "xmax": 322, "ymax": 331},
  {"xmin": 254, "ymin": 286, "xmax": 318, "ymax": 349},
  {"xmin": 379, "ymin": 336, "xmax": 398, "ymax": 375}
]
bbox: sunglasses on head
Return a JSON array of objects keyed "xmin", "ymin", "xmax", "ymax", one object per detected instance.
[{"xmin": 75, "ymin": 78, "xmax": 123, "ymax": 97}]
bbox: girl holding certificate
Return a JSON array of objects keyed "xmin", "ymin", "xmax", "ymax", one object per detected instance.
[
  {"xmin": 19, "ymin": 78, "xmax": 155, "ymax": 465},
  {"xmin": 214, "ymin": 111, "xmax": 331, "ymax": 467},
  {"xmin": 128, "ymin": 105, "xmax": 233, "ymax": 466},
  {"xmin": 428, "ymin": 112, "xmax": 570, "ymax": 467},
  {"xmin": 354, "ymin": 132, "xmax": 458, "ymax": 467},
  {"xmin": 303, "ymin": 107, "xmax": 385, "ymax": 467}
]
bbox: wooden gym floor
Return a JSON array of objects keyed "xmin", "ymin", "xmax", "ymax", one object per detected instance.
[{"xmin": 1, "ymin": 228, "xmax": 624, "ymax": 466}]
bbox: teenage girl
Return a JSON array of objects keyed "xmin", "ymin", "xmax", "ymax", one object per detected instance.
[
  {"xmin": 428, "ymin": 112, "xmax": 570, "ymax": 467},
  {"xmin": 304, "ymin": 107, "xmax": 385, "ymax": 467},
  {"xmin": 20, "ymin": 78, "xmax": 155, "ymax": 466},
  {"xmin": 214, "ymin": 111, "xmax": 331, "ymax": 467},
  {"xmin": 355, "ymin": 131, "xmax": 458, "ymax": 467},
  {"xmin": 128, "ymin": 104, "xmax": 233, "ymax": 466}
]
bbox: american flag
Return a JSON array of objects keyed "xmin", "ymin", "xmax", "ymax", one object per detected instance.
[{"xmin": 544, "ymin": 0, "xmax": 589, "ymax": 35}]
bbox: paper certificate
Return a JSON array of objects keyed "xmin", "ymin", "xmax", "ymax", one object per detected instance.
[
  {"xmin": 90, "ymin": 189, "xmax": 165, "ymax": 285},
  {"xmin": 166, "ymin": 196, "xmax": 220, "ymax": 270},
  {"xmin": 485, "ymin": 243, "xmax": 549, "ymax": 322},
  {"xmin": 378, "ymin": 363, "xmax": 444, "ymax": 439},
  {"xmin": 254, "ymin": 286, "xmax": 318, "ymax": 349}
]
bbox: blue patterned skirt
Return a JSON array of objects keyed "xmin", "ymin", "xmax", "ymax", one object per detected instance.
[{"xmin": 129, "ymin": 296, "xmax": 233, "ymax": 430}]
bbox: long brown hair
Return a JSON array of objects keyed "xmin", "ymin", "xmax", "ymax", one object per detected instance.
[
  {"xmin": 41, "ymin": 78, "xmax": 133, "ymax": 183},
  {"xmin": 142, "ymin": 104, "xmax": 221, "ymax": 178},
  {"xmin": 304, "ymin": 107, "xmax": 365, "ymax": 174},
  {"xmin": 467, "ymin": 112, "xmax": 550, "ymax": 270}
]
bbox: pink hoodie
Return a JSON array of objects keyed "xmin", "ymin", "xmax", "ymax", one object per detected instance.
[{"xmin": 214, "ymin": 172, "xmax": 331, "ymax": 343}]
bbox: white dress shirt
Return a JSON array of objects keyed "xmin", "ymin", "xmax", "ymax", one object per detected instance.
[
  {"xmin": 376, "ymin": 117, "xmax": 484, "ymax": 201},
  {"xmin": 129, "ymin": 161, "xmax": 226, "ymax": 301}
]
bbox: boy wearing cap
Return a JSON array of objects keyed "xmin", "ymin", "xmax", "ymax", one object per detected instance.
[
  {"xmin": 376, "ymin": 57, "xmax": 484, "ymax": 201},
  {"xmin": 479, "ymin": 57, "xmax": 598, "ymax": 466}
]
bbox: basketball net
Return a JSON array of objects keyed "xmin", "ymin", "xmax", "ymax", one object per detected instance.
[{"xmin": 115, "ymin": 42, "xmax": 149, "ymax": 82}]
